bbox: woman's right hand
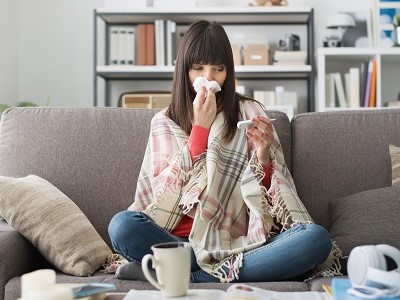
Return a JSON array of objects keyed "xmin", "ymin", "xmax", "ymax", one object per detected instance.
[{"xmin": 193, "ymin": 87, "xmax": 217, "ymax": 129}]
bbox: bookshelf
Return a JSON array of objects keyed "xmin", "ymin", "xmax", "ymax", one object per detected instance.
[
  {"xmin": 94, "ymin": 7, "xmax": 315, "ymax": 112},
  {"xmin": 316, "ymin": 47, "xmax": 400, "ymax": 112}
]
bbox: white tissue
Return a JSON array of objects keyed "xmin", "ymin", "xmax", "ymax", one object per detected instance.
[{"xmin": 193, "ymin": 76, "xmax": 221, "ymax": 93}]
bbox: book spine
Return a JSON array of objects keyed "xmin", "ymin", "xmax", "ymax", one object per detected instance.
[
  {"xmin": 349, "ymin": 67, "xmax": 360, "ymax": 108},
  {"xmin": 333, "ymin": 73, "xmax": 347, "ymax": 107},
  {"xmin": 109, "ymin": 26, "xmax": 119, "ymax": 65},
  {"xmin": 126, "ymin": 26, "xmax": 135, "ymax": 65},
  {"xmin": 146, "ymin": 24, "xmax": 155, "ymax": 66},
  {"xmin": 137, "ymin": 24, "xmax": 147, "ymax": 65},
  {"xmin": 363, "ymin": 59, "xmax": 374, "ymax": 107},
  {"xmin": 155, "ymin": 20, "xmax": 162, "ymax": 66},
  {"xmin": 326, "ymin": 73, "xmax": 335, "ymax": 107},
  {"xmin": 360, "ymin": 60, "xmax": 369, "ymax": 107},
  {"xmin": 368, "ymin": 59, "xmax": 377, "ymax": 107},
  {"xmin": 166, "ymin": 20, "xmax": 172, "ymax": 66},
  {"xmin": 344, "ymin": 72, "xmax": 351, "ymax": 106},
  {"xmin": 117, "ymin": 27, "xmax": 127, "ymax": 65},
  {"xmin": 170, "ymin": 21, "xmax": 177, "ymax": 65}
]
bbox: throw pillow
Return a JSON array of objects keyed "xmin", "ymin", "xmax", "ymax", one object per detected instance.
[
  {"xmin": 389, "ymin": 144, "xmax": 400, "ymax": 187},
  {"xmin": 0, "ymin": 175, "xmax": 112, "ymax": 276},
  {"xmin": 329, "ymin": 186, "xmax": 400, "ymax": 274}
]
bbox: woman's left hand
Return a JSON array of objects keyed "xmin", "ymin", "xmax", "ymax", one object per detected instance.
[{"xmin": 245, "ymin": 116, "xmax": 274, "ymax": 166}]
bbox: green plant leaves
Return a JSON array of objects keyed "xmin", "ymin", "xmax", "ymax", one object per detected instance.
[{"xmin": 0, "ymin": 102, "xmax": 38, "ymax": 114}]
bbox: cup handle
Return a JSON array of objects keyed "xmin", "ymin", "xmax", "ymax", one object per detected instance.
[{"xmin": 141, "ymin": 254, "xmax": 162, "ymax": 291}]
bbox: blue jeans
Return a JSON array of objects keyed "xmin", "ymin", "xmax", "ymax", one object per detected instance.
[{"xmin": 108, "ymin": 210, "xmax": 332, "ymax": 283}]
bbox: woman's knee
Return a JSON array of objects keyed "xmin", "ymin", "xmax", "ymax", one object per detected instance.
[
  {"xmin": 305, "ymin": 224, "xmax": 332, "ymax": 259},
  {"xmin": 108, "ymin": 210, "xmax": 144, "ymax": 242}
]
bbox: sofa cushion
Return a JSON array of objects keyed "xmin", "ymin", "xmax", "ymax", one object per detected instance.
[
  {"xmin": 291, "ymin": 110, "xmax": 400, "ymax": 230},
  {"xmin": 0, "ymin": 175, "xmax": 112, "ymax": 276},
  {"xmin": 389, "ymin": 144, "xmax": 400, "ymax": 187},
  {"xmin": 329, "ymin": 186, "xmax": 400, "ymax": 273}
]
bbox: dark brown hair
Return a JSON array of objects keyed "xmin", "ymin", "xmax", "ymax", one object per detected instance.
[{"xmin": 166, "ymin": 20, "xmax": 249, "ymax": 141}]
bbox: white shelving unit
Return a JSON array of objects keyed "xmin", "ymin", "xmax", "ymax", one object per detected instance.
[
  {"xmin": 316, "ymin": 47, "xmax": 400, "ymax": 112},
  {"xmin": 94, "ymin": 6, "xmax": 315, "ymax": 111}
]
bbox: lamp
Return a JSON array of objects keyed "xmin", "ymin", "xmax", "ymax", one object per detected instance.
[{"xmin": 326, "ymin": 13, "xmax": 356, "ymax": 41}]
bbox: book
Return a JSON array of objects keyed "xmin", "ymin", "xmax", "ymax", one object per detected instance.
[
  {"xmin": 123, "ymin": 284, "xmax": 330, "ymax": 300},
  {"xmin": 126, "ymin": 26, "xmax": 135, "ymax": 65},
  {"xmin": 368, "ymin": 59, "xmax": 377, "ymax": 107},
  {"xmin": 166, "ymin": 20, "xmax": 173, "ymax": 66},
  {"xmin": 155, "ymin": 19, "xmax": 165, "ymax": 66},
  {"xmin": 333, "ymin": 72, "xmax": 348, "ymax": 107},
  {"xmin": 359, "ymin": 60, "xmax": 369, "ymax": 107},
  {"xmin": 348, "ymin": 67, "xmax": 360, "ymax": 108},
  {"xmin": 326, "ymin": 73, "xmax": 336, "ymax": 108},
  {"xmin": 146, "ymin": 24, "xmax": 155, "ymax": 65},
  {"xmin": 331, "ymin": 278, "xmax": 400, "ymax": 300},
  {"xmin": 117, "ymin": 27, "xmax": 127, "ymax": 65},
  {"xmin": 136, "ymin": 24, "xmax": 147, "ymax": 65},
  {"xmin": 344, "ymin": 72, "xmax": 350, "ymax": 107},
  {"xmin": 363, "ymin": 59, "xmax": 374, "ymax": 107},
  {"xmin": 109, "ymin": 26, "xmax": 119, "ymax": 65}
]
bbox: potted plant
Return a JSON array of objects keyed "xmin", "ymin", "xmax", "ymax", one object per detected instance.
[
  {"xmin": 394, "ymin": 14, "xmax": 400, "ymax": 46},
  {"xmin": 0, "ymin": 101, "xmax": 38, "ymax": 114}
]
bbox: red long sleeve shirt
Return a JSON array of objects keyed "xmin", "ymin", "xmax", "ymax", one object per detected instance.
[{"xmin": 170, "ymin": 125, "xmax": 272, "ymax": 237}]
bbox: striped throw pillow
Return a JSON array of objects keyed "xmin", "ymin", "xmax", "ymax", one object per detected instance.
[
  {"xmin": 389, "ymin": 144, "xmax": 400, "ymax": 187},
  {"xmin": 0, "ymin": 175, "xmax": 112, "ymax": 276}
]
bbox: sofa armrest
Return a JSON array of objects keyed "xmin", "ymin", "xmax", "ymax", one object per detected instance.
[{"xmin": 0, "ymin": 220, "xmax": 48, "ymax": 300}]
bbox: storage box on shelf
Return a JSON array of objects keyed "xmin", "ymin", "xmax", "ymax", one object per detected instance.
[
  {"xmin": 94, "ymin": 6, "xmax": 315, "ymax": 113},
  {"xmin": 121, "ymin": 93, "xmax": 172, "ymax": 109},
  {"xmin": 316, "ymin": 47, "xmax": 400, "ymax": 112}
]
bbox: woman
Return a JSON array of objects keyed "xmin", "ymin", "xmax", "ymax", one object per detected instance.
[{"xmin": 108, "ymin": 20, "xmax": 340, "ymax": 283}]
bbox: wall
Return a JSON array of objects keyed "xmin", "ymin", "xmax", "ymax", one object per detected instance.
[
  {"xmin": 0, "ymin": 0, "xmax": 19, "ymax": 106},
  {"xmin": 288, "ymin": 0, "xmax": 373, "ymax": 49},
  {"xmin": 0, "ymin": 0, "xmax": 374, "ymax": 107}
]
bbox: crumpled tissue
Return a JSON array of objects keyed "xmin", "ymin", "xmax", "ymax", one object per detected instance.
[{"xmin": 192, "ymin": 77, "xmax": 221, "ymax": 94}]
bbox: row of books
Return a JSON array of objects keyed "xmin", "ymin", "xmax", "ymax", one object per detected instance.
[
  {"xmin": 109, "ymin": 26, "xmax": 135, "ymax": 65},
  {"xmin": 236, "ymin": 85, "xmax": 297, "ymax": 119},
  {"xmin": 254, "ymin": 87, "xmax": 298, "ymax": 120},
  {"xmin": 325, "ymin": 59, "xmax": 377, "ymax": 108},
  {"xmin": 109, "ymin": 20, "xmax": 178, "ymax": 66},
  {"xmin": 254, "ymin": 89, "xmax": 297, "ymax": 108}
]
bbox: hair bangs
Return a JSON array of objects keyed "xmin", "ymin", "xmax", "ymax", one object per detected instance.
[{"xmin": 186, "ymin": 31, "xmax": 228, "ymax": 66}]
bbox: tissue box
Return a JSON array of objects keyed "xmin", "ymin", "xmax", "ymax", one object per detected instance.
[
  {"xmin": 232, "ymin": 45, "xmax": 242, "ymax": 65},
  {"xmin": 244, "ymin": 44, "xmax": 269, "ymax": 65}
]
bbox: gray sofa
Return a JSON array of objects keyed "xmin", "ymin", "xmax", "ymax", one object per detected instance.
[{"xmin": 1, "ymin": 107, "xmax": 400, "ymax": 300}]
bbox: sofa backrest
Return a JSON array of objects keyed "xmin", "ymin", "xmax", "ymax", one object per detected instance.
[
  {"xmin": 291, "ymin": 109, "xmax": 400, "ymax": 230},
  {"xmin": 0, "ymin": 107, "xmax": 291, "ymax": 247}
]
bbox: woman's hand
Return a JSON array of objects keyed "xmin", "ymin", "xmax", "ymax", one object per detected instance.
[
  {"xmin": 245, "ymin": 116, "xmax": 274, "ymax": 166},
  {"xmin": 193, "ymin": 87, "xmax": 217, "ymax": 129}
]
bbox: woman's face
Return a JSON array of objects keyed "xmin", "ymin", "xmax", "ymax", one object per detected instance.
[{"xmin": 188, "ymin": 63, "xmax": 227, "ymax": 90}]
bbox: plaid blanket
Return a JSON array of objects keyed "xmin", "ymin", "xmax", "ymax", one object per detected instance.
[{"xmin": 129, "ymin": 100, "xmax": 341, "ymax": 282}]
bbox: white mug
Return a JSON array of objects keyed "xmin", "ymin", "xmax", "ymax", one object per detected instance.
[{"xmin": 142, "ymin": 242, "xmax": 192, "ymax": 297}]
